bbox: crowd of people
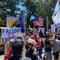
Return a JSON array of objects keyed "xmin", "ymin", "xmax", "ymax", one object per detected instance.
[{"xmin": 4, "ymin": 27, "xmax": 60, "ymax": 60}]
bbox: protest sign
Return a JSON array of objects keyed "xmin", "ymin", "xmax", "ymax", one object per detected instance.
[
  {"xmin": 6, "ymin": 16, "xmax": 17, "ymax": 27},
  {"xmin": 1, "ymin": 28, "xmax": 22, "ymax": 43}
]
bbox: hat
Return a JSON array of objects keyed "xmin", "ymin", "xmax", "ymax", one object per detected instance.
[{"xmin": 27, "ymin": 38, "xmax": 36, "ymax": 45}]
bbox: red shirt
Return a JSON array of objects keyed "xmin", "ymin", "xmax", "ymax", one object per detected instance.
[
  {"xmin": 4, "ymin": 47, "xmax": 12, "ymax": 60},
  {"xmin": 36, "ymin": 39, "xmax": 44, "ymax": 48}
]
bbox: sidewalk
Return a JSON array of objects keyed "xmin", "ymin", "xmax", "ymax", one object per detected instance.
[{"xmin": 0, "ymin": 55, "xmax": 4, "ymax": 60}]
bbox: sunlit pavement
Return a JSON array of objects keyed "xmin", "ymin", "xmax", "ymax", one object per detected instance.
[
  {"xmin": 0, "ymin": 55, "xmax": 4, "ymax": 60},
  {"xmin": 0, "ymin": 53, "xmax": 60, "ymax": 60}
]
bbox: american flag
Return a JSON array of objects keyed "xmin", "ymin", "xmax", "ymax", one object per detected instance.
[{"xmin": 34, "ymin": 17, "xmax": 44, "ymax": 26}]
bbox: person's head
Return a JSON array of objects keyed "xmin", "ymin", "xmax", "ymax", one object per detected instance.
[
  {"xmin": 14, "ymin": 20, "xmax": 19, "ymax": 25},
  {"xmin": 25, "ymin": 38, "xmax": 36, "ymax": 49},
  {"xmin": 26, "ymin": 42, "xmax": 34, "ymax": 49},
  {"xmin": 48, "ymin": 32, "xmax": 57, "ymax": 41},
  {"xmin": 9, "ymin": 39, "xmax": 15, "ymax": 45},
  {"xmin": 12, "ymin": 20, "xmax": 21, "ymax": 27},
  {"xmin": 12, "ymin": 41, "xmax": 24, "ymax": 57},
  {"xmin": 5, "ymin": 41, "xmax": 11, "ymax": 53},
  {"xmin": 17, "ymin": 36, "xmax": 23, "ymax": 40},
  {"xmin": 5, "ymin": 41, "xmax": 10, "ymax": 47},
  {"xmin": 30, "ymin": 35, "xmax": 35, "ymax": 40}
]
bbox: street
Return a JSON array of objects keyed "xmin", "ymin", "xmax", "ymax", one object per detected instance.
[
  {"xmin": 0, "ymin": 54, "xmax": 60, "ymax": 60},
  {"xmin": 0, "ymin": 55, "xmax": 4, "ymax": 60}
]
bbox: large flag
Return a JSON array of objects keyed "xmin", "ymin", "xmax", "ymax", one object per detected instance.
[
  {"xmin": 34, "ymin": 17, "xmax": 44, "ymax": 26},
  {"xmin": 52, "ymin": 0, "xmax": 60, "ymax": 24},
  {"xmin": 20, "ymin": 13, "xmax": 25, "ymax": 33}
]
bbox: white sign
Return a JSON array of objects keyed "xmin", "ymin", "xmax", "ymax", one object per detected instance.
[{"xmin": 1, "ymin": 28, "xmax": 23, "ymax": 43}]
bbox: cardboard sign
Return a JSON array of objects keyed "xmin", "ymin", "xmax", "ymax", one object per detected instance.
[
  {"xmin": 1, "ymin": 28, "xmax": 22, "ymax": 43},
  {"xmin": 6, "ymin": 16, "xmax": 17, "ymax": 27}
]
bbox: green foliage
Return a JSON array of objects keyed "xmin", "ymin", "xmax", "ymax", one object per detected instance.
[
  {"xmin": 31, "ymin": 0, "xmax": 54, "ymax": 24},
  {"xmin": 0, "ymin": 0, "xmax": 20, "ymax": 26}
]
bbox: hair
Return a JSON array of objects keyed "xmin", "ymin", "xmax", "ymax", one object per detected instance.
[
  {"xmin": 5, "ymin": 41, "xmax": 11, "ymax": 54},
  {"xmin": 17, "ymin": 36, "xmax": 23, "ymax": 40},
  {"xmin": 48, "ymin": 32, "xmax": 57, "ymax": 39},
  {"xmin": 12, "ymin": 41, "xmax": 23, "ymax": 57}
]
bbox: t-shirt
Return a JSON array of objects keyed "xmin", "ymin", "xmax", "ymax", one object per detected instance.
[
  {"xmin": 52, "ymin": 39, "xmax": 60, "ymax": 53},
  {"xmin": 36, "ymin": 39, "xmax": 44, "ymax": 48},
  {"xmin": 45, "ymin": 39, "xmax": 52, "ymax": 52}
]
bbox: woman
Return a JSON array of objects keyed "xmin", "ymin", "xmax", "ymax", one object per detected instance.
[
  {"xmin": 4, "ymin": 41, "xmax": 12, "ymax": 60},
  {"xmin": 49, "ymin": 32, "xmax": 60, "ymax": 60},
  {"xmin": 10, "ymin": 40, "xmax": 31, "ymax": 60}
]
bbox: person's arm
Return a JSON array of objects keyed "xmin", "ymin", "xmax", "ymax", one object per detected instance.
[
  {"xmin": 52, "ymin": 33, "xmax": 56, "ymax": 40},
  {"xmin": 49, "ymin": 33, "xmax": 56, "ymax": 45}
]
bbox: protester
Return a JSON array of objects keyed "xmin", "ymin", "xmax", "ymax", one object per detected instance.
[
  {"xmin": 4, "ymin": 41, "xmax": 12, "ymax": 60},
  {"xmin": 25, "ymin": 38, "xmax": 37, "ymax": 60},
  {"xmin": 58, "ymin": 30, "xmax": 60, "ymax": 40},
  {"xmin": 9, "ymin": 37, "xmax": 32, "ymax": 60},
  {"xmin": 44, "ymin": 35, "xmax": 52, "ymax": 60},
  {"xmin": 49, "ymin": 32, "xmax": 60, "ymax": 60},
  {"xmin": 38, "ymin": 39, "xmax": 44, "ymax": 59},
  {"xmin": 11, "ymin": 41, "xmax": 23, "ymax": 60},
  {"xmin": 11, "ymin": 20, "xmax": 21, "ymax": 28}
]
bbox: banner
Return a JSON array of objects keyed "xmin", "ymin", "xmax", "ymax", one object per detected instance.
[
  {"xmin": 34, "ymin": 17, "xmax": 44, "ymax": 26},
  {"xmin": 20, "ymin": 13, "xmax": 25, "ymax": 32},
  {"xmin": 52, "ymin": 0, "xmax": 60, "ymax": 24},
  {"xmin": 6, "ymin": 16, "xmax": 17, "ymax": 27},
  {"xmin": 1, "ymin": 28, "xmax": 22, "ymax": 43}
]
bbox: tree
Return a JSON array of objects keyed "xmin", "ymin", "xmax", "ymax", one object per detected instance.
[
  {"xmin": 24, "ymin": 0, "xmax": 57, "ymax": 29},
  {"xmin": 6, "ymin": 0, "xmax": 19, "ymax": 15},
  {"xmin": 31, "ymin": 0, "xmax": 57, "ymax": 25},
  {"xmin": 0, "ymin": 0, "xmax": 20, "ymax": 26},
  {"xmin": 25, "ymin": 0, "xmax": 36, "ymax": 15},
  {"xmin": 24, "ymin": 0, "xmax": 36, "ymax": 28}
]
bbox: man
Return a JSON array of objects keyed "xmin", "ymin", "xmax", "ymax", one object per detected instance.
[
  {"xmin": 44, "ymin": 38, "xmax": 52, "ymax": 60},
  {"xmin": 49, "ymin": 32, "xmax": 60, "ymax": 60},
  {"xmin": 10, "ymin": 40, "xmax": 31, "ymax": 60},
  {"xmin": 25, "ymin": 38, "xmax": 37, "ymax": 60}
]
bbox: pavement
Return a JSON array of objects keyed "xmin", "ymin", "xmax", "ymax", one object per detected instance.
[
  {"xmin": 0, "ymin": 48, "xmax": 60, "ymax": 60},
  {"xmin": 0, "ymin": 55, "xmax": 4, "ymax": 60},
  {"xmin": 0, "ymin": 53, "xmax": 60, "ymax": 60}
]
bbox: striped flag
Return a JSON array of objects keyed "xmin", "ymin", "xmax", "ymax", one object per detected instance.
[
  {"xmin": 52, "ymin": 0, "xmax": 60, "ymax": 24},
  {"xmin": 20, "ymin": 13, "xmax": 25, "ymax": 33},
  {"xmin": 34, "ymin": 17, "xmax": 43, "ymax": 26}
]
